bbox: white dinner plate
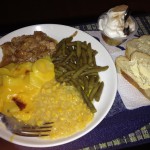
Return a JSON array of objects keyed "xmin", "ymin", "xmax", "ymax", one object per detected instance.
[{"xmin": 0, "ymin": 24, "xmax": 117, "ymax": 147}]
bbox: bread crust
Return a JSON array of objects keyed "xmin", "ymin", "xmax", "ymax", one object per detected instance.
[
  {"xmin": 125, "ymin": 35, "xmax": 150, "ymax": 59},
  {"xmin": 121, "ymin": 70, "xmax": 150, "ymax": 100},
  {"xmin": 115, "ymin": 51, "xmax": 150, "ymax": 100}
]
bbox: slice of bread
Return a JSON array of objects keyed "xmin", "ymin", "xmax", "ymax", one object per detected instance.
[
  {"xmin": 116, "ymin": 51, "xmax": 150, "ymax": 100},
  {"xmin": 125, "ymin": 35, "xmax": 150, "ymax": 59}
]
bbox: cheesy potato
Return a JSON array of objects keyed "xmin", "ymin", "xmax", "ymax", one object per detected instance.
[
  {"xmin": 0, "ymin": 57, "xmax": 93, "ymax": 139},
  {"xmin": 0, "ymin": 57, "xmax": 55, "ymax": 121}
]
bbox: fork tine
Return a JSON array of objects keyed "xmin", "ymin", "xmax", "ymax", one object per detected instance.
[
  {"xmin": 1, "ymin": 113, "xmax": 54, "ymax": 137},
  {"xmin": 22, "ymin": 128, "xmax": 52, "ymax": 132},
  {"xmin": 13, "ymin": 131, "xmax": 50, "ymax": 137},
  {"xmin": 18, "ymin": 122, "xmax": 53, "ymax": 137},
  {"xmin": 22, "ymin": 122, "xmax": 53, "ymax": 130},
  {"xmin": 13, "ymin": 125, "xmax": 53, "ymax": 137}
]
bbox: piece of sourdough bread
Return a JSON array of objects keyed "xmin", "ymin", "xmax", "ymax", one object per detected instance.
[
  {"xmin": 125, "ymin": 35, "xmax": 150, "ymax": 59},
  {"xmin": 116, "ymin": 51, "xmax": 150, "ymax": 100}
]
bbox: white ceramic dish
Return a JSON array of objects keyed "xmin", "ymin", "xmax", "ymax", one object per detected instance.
[{"xmin": 0, "ymin": 24, "xmax": 117, "ymax": 147}]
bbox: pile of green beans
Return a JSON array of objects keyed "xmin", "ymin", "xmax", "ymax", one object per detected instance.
[{"xmin": 52, "ymin": 33, "xmax": 109, "ymax": 113}]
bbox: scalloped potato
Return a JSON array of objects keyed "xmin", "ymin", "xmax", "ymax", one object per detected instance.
[{"xmin": 0, "ymin": 58, "xmax": 55, "ymax": 121}]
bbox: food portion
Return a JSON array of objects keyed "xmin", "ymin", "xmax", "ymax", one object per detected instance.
[
  {"xmin": 125, "ymin": 35, "xmax": 150, "ymax": 58},
  {"xmin": 34, "ymin": 80, "xmax": 93, "ymax": 139},
  {"xmin": 52, "ymin": 34, "xmax": 108, "ymax": 113},
  {"xmin": 0, "ymin": 58, "xmax": 55, "ymax": 122},
  {"xmin": 0, "ymin": 31, "xmax": 57, "ymax": 67},
  {"xmin": 98, "ymin": 5, "xmax": 136, "ymax": 46},
  {"xmin": 115, "ymin": 36, "xmax": 150, "ymax": 100},
  {"xmin": 0, "ymin": 31, "xmax": 108, "ymax": 139},
  {"xmin": 0, "ymin": 57, "xmax": 93, "ymax": 139}
]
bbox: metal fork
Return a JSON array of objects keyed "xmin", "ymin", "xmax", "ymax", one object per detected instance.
[{"xmin": 0, "ymin": 113, "xmax": 53, "ymax": 137}]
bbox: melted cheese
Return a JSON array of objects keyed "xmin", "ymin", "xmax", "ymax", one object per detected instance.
[{"xmin": 0, "ymin": 58, "xmax": 55, "ymax": 121}]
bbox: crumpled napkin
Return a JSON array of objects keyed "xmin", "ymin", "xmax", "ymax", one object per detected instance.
[{"xmin": 86, "ymin": 31, "xmax": 150, "ymax": 110}]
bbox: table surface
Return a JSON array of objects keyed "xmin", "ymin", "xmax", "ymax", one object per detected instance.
[{"xmin": 0, "ymin": 14, "xmax": 150, "ymax": 150}]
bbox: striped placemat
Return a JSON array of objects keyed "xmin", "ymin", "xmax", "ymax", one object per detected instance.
[{"xmin": 73, "ymin": 15, "xmax": 150, "ymax": 150}]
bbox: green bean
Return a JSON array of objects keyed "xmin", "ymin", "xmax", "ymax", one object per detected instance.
[
  {"xmin": 88, "ymin": 76, "xmax": 95, "ymax": 90},
  {"xmin": 82, "ymin": 49, "xmax": 87, "ymax": 64},
  {"xmin": 81, "ymin": 66, "xmax": 109, "ymax": 76},
  {"xmin": 59, "ymin": 77, "xmax": 71, "ymax": 83},
  {"xmin": 56, "ymin": 36, "xmax": 73, "ymax": 51},
  {"xmin": 54, "ymin": 47, "xmax": 63, "ymax": 57},
  {"xmin": 92, "ymin": 49, "xmax": 98, "ymax": 55},
  {"xmin": 65, "ymin": 37, "xmax": 73, "ymax": 43},
  {"xmin": 63, "ymin": 51, "xmax": 74, "ymax": 63},
  {"xmin": 67, "ymin": 45, "xmax": 74, "ymax": 52},
  {"xmin": 78, "ymin": 78, "xmax": 84, "ymax": 87},
  {"xmin": 70, "ymin": 55, "xmax": 78, "ymax": 64},
  {"xmin": 79, "ymin": 57, "xmax": 83, "ymax": 67},
  {"xmin": 75, "ymin": 57, "xmax": 80, "ymax": 67},
  {"xmin": 89, "ymin": 82, "xmax": 101, "ymax": 101},
  {"xmin": 66, "ymin": 41, "xmax": 77, "ymax": 46},
  {"xmin": 54, "ymin": 54, "xmax": 68, "ymax": 63},
  {"xmin": 71, "ymin": 79, "xmax": 96, "ymax": 113},
  {"xmin": 94, "ymin": 81, "xmax": 104, "ymax": 101},
  {"xmin": 69, "ymin": 31, "xmax": 78, "ymax": 38},
  {"xmin": 68, "ymin": 62, "xmax": 77, "ymax": 70},
  {"xmin": 81, "ymin": 41, "xmax": 87, "ymax": 49},
  {"xmin": 56, "ymin": 39, "xmax": 65, "ymax": 50},
  {"xmin": 82, "ymin": 76, "xmax": 89, "ymax": 94},
  {"xmin": 85, "ymin": 72, "xmax": 99, "ymax": 76},
  {"xmin": 63, "ymin": 65, "xmax": 73, "ymax": 71},
  {"xmin": 72, "ymin": 64, "xmax": 89, "ymax": 79},
  {"xmin": 76, "ymin": 41, "xmax": 81, "ymax": 58},
  {"xmin": 94, "ymin": 75, "xmax": 100, "ymax": 83},
  {"xmin": 58, "ymin": 70, "xmax": 75, "ymax": 82},
  {"xmin": 87, "ymin": 43, "xmax": 93, "ymax": 65},
  {"xmin": 56, "ymin": 66, "xmax": 67, "ymax": 73},
  {"xmin": 62, "ymin": 43, "xmax": 66, "ymax": 56},
  {"xmin": 92, "ymin": 52, "xmax": 97, "ymax": 66},
  {"xmin": 55, "ymin": 70, "xmax": 64, "ymax": 77}
]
